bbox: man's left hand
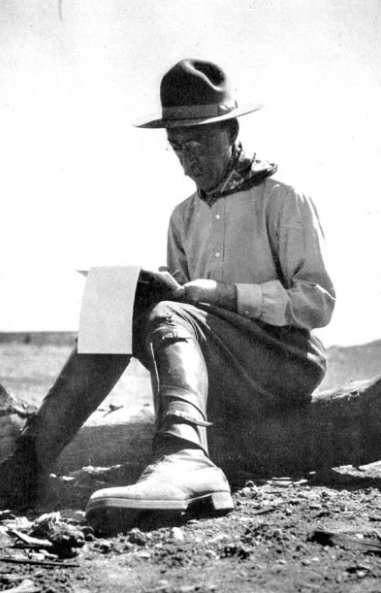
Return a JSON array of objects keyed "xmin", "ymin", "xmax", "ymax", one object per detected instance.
[{"xmin": 174, "ymin": 279, "xmax": 237, "ymax": 311}]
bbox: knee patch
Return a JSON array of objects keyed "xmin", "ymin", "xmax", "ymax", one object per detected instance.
[{"xmin": 149, "ymin": 324, "xmax": 192, "ymax": 350}]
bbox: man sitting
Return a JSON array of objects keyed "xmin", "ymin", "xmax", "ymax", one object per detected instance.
[{"xmin": 0, "ymin": 59, "xmax": 335, "ymax": 527}]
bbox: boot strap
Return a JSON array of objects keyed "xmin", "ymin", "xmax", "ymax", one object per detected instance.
[
  {"xmin": 162, "ymin": 400, "xmax": 213, "ymax": 428},
  {"xmin": 160, "ymin": 386, "xmax": 208, "ymax": 412},
  {"xmin": 160, "ymin": 386, "xmax": 212, "ymax": 426}
]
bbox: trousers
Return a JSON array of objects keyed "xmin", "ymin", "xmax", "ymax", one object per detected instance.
[
  {"xmin": 21, "ymin": 295, "xmax": 326, "ymax": 469},
  {"xmin": 137, "ymin": 300, "xmax": 326, "ymax": 419}
]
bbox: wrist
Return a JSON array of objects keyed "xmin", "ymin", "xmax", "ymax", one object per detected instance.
[{"xmin": 214, "ymin": 282, "xmax": 237, "ymax": 311}]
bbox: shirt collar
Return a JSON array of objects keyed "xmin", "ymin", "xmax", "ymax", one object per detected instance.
[{"xmin": 198, "ymin": 143, "xmax": 278, "ymax": 206}]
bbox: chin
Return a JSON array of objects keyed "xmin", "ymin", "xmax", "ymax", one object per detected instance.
[
  {"xmin": 187, "ymin": 171, "xmax": 216, "ymax": 191},
  {"xmin": 194, "ymin": 177, "xmax": 215, "ymax": 191},
  {"xmin": 192, "ymin": 178, "xmax": 208, "ymax": 190}
]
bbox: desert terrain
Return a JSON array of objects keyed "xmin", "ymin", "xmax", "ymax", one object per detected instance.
[{"xmin": 1, "ymin": 332, "xmax": 381, "ymax": 593}]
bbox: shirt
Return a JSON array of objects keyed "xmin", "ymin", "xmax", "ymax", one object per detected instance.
[{"xmin": 167, "ymin": 175, "xmax": 336, "ymax": 330}]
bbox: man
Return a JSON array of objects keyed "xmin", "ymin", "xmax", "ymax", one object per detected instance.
[{"xmin": 0, "ymin": 59, "xmax": 335, "ymax": 525}]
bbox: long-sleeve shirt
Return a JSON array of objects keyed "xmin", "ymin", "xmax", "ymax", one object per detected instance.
[{"xmin": 167, "ymin": 175, "xmax": 336, "ymax": 330}]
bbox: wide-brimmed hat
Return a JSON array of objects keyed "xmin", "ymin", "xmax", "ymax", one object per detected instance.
[{"xmin": 134, "ymin": 59, "xmax": 263, "ymax": 129}]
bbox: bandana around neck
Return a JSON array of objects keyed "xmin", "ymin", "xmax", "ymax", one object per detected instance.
[{"xmin": 198, "ymin": 143, "xmax": 278, "ymax": 206}]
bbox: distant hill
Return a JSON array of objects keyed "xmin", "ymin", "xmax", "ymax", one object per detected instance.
[
  {"xmin": 0, "ymin": 332, "xmax": 77, "ymax": 347},
  {"xmin": 320, "ymin": 339, "xmax": 381, "ymax": 391},
  {"xmin": 0, "ymin": 332, "xmax": 380, "ymax": 393}
]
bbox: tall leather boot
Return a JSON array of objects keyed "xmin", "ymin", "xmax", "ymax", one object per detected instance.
[
  {"xmin": 0, "ymin": 348, "xmax": 130, "ymax": 511},
  {"xmin": 86, "ymin": 333, "xmax": 233, "ymax": 525}
]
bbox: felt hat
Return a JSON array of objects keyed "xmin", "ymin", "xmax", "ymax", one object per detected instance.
[{"xmin": 134, "ymin": 58, "xmax": 263, "ymax": 128}]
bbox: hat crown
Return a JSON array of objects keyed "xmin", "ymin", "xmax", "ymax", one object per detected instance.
[
  {"xmin": 160, "ymin": 59, "xmax": 234, "ymax": 109},
  {"xmin": 133, "ymin": 58, "xmax": 263, "ymax": 128}
]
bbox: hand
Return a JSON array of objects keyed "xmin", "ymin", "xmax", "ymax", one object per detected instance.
[
  {"xmin": 182, "ymin": 279, "xmax": 219, "ymax": 304},
  {"xmin": 175, "ymin": 279, "xmax": 237, "ymax": 311}
]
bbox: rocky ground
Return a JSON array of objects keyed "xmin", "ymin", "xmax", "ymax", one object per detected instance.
[
  {"xmin": 2, "ymin": 336, "xmax": 381, "ymax": 592},
  {"xmin": 2, "ymin": 464, "xmax": 381, "ymax": 593}
]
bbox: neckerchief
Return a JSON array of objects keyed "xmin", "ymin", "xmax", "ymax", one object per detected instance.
[{"xmin": 198, "ymin": 143, "xmax": 278, "ymax": 206}]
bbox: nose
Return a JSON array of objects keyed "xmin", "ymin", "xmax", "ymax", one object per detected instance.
[
  {"xmin": 185, "ymin": 141, "xmax": 205, "ymax": 160},
  {"xmin": 181, "ymin": 156, "xmax": 196, "ymax": 177},
  {"xmin": 178, "ymin": 141, "xmax": 198, "ymax": 162},
  {"xmin": 176, "ymin": 142, "xmax": 200, "ymax": 162},
  {"xmin": 182, "ymin": 152, "xmax": 201, "ymax": 171}
]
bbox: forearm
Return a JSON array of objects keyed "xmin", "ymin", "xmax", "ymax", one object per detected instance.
[
  {"xmin": 235, "ymin": 280, "xmax": 336, "ymax": 329},
  {"xmin": 208, "ymin": 282, "xmax": 237, "ymax": 311}
]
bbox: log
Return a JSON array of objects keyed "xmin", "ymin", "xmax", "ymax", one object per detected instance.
[
  {"xmin": 55, "ymin": 375, "xmax": 381, "ymax": 478},
  {"xmin": 216, "ymin": 376, "xmax": 381, "ymax": 476},
  {"xmin": 56, "ymin": 405, "xmax": 155, "ymax": 479},
  {"xmin": 0, "ymin": 384, "xmax": 36, "ymax": 462},
  {"xmin": 3, "ymin": 377, "xmax": 381, "ymax": 480}
]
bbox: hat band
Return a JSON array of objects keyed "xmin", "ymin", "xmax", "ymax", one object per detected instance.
[{"xmin": 161, "ymin": 100, "xmax": 237, "ymax": 121}]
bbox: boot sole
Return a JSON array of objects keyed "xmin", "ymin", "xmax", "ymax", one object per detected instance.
[{"xmin": 86, "ymin": 490, "xmax": 234, "ymax": 514}]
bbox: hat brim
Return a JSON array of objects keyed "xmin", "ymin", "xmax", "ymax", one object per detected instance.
[{"xmin": 133, "ymin": 103, "xmax": 263, "ymax": 129}]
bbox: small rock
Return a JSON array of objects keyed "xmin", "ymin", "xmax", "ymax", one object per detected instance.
[
  {"xmin": 136, "ymin": 551, "xmax": 151, "ymax": 559},
  {"xmin": 170, "ymin": 527, "xmax": 185, "ymax": 541},
  {"xmin": 6, "ymin": 578, "xmax": 36, "ymax": 592},
  {"xmin": 31, "ymin": 512, "xmax": 85, "ymax": 557},
  {"xmin": 29, "ymin": 552, "xmax": 47, "ymax": 561},
  {"xmin": 0, "ymin": 510, "xmax": 15, "ymax": 521},
  {"xmin": 309, "ymin": 503, "xmax": 322, "ymax": 510},
  {"xmin": 293, "ymin": 479, "xmax": 308, "ymax": 486},
  {"xmin": 95, "ymin": 540, "xmax": 113, "ymax": 553},
  {"xmin": 356, "ymin": 571, "xmax": 367, "ymax": 578},
  {"xmin": 60, "ymin": 509, "xmax": 86, "ymax": 524},
  {"xmin": 221, "ymin": 542, "xmax": 252, "ymax": 559},
  {"xmin": 81, "ymin": 526, "xmax": 95, "ymax": 538},
  {"xmin": 128, "ymin": 528, "xmax": 148, "ymax": 546},
  {"xmin": 271, "ymin": 480, "xmax": 292, "ymax": 488},
  {"xmin": 123, "ymin": 542, "xmax": 134, "ymax": 551}
]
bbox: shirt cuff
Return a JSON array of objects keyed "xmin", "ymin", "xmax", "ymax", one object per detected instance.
[{"xmin": 235, "ymin": 283, "xmax": 263, "ymax": 319}]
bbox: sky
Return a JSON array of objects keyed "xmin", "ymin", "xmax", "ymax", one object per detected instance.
[{"xmin": 0, "ymin": 0, "xmax": 380, "ymax": 346}]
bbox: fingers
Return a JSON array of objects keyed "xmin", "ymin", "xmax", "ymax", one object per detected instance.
[{"xmin": 170, "ymin": 286, "xmax": 186, "ymax": 300}]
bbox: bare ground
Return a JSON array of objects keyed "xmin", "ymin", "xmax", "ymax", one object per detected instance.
[{"xmin": 1, "ymin": 335, "xmax": 381, "ymax": 593}]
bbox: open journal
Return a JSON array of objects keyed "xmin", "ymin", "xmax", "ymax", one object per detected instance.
[{"xmin": 77, "ymin": 266, "xmax": 181, "ymax": 354}]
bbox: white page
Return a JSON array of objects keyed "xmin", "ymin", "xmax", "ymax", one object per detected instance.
[{"xmin": 78, "ymin": 266, "xmax": 141, "ymax": 354}]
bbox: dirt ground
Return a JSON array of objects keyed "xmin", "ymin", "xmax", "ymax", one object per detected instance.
[
  {"xmin": 2, "ymin": 465, "xmax": 381, "ymax": 593},
  {"xmin": 1, "ymin": 336, "xmax": 381, "ymax": 592}
]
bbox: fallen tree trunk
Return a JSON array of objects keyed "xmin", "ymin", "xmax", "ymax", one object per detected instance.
[
  {"xmin": 56, "ymin": 376, "xmax": 381, "ymax": 478},
  {"xmin": 216, "ymin": 376, "xmax": 381, "ymax": 476},
  {"xmin": 0, "ymin": 384, "xmax": 36, "ymax": 462},
  {"xmin": 3, "ymin": 377, "xmax": 381, "ymax": 479}
]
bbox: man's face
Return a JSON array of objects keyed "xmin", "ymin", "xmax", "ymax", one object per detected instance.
[{"xmin": 166, "ymin": 123, "xmax": 233, "ymax": 191}]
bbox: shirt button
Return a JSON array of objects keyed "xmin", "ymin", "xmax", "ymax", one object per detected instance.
[
  {"xmin": 215, "ymin": 214, "xmax": 220, "ymax": 220},
  {"xmin": 215, "ymin": 252, "xmax": 220, "ymax": 258}
]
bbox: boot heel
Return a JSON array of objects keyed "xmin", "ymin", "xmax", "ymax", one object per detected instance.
[{"xmin": 210, "ymin": 491, "xmax": 234, "ymax": 511}]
